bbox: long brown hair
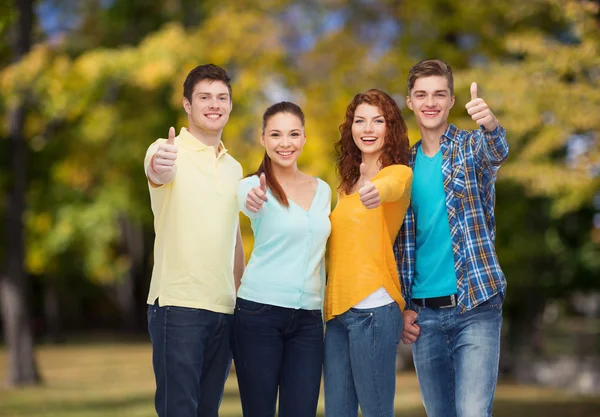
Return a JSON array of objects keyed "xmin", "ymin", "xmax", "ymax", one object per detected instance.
[
  {"xmin": 249, "ymin": 101, "xmax": 305, "ymax": 207},
  {"xmin": 335, "ymin": 89, "xmax": 410, "ymax": 195}
]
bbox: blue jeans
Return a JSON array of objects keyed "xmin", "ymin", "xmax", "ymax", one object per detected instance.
[
  {"xmin": 147, "ymin": 302, "xmax": 233, "ymax": 417},
  {"xmin": 410, "ymin": 293, "xmax": 504, "ymax": 417},
  {"xmin": 231, "ymin": 298, "xmax": 324, "ymax": 417},
  {"xmin": 324, "ymin": 302, "xmax": 403, "ymax": 417}
]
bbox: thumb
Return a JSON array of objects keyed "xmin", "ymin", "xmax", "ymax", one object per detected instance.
[
  {"xmin": 359, "ymin": 163, "xmax": 367, "ymax": 188},
  {"xmin": 470, "ymin": 82, "xmax": 478, "ymax": 101},
  {"xmin": 259, "ymin": 173, "xmax": 267, "ymax": 193},
  {"xmin": 166, "ymin": 127, "xmax": 176, "ymax": 145}
]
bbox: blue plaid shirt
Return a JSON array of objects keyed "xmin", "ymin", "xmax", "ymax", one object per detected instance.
[{"xmin": 394, "ymin": 123, "xmax": 509, "ymax": 312}]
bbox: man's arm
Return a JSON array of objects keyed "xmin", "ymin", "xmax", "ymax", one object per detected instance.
[
  {"xmin": 233, "ymin": 224, "xmax": 245, "ymax": 293},
  {"xmin": 465, "ymin": 82, "xmax": 509, "ymax": 169},
  {"xmin": 145, "ymin": 127, "xmax": 178, "ymax": 186}
]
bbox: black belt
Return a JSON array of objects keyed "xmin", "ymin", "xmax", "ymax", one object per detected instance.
[{"xmin": 412, "ymin": 294, "xmax": 457, "ymax": 309}]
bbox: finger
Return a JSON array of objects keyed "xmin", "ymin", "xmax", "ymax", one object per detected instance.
[
  {"xmin": 156, "ymin": 158, "xmax": 175, "ymax": 167},
  {"xmin": 252, "ymin": 187, "xmax": 268, "ymax": 202},
  {"xmin": 465, "ymin": 98, "xmax": 485, "ymax": 112},
  {"xmin": 474, "ymin": 115, "xmax": 495, "ymax": 127},
  {"xmin": 470, "ymin": 82, "xmax": 478, "ymax": 101},
  {"xmin": 246, "ymin": 203, "xmax": 259, "ymax": 213},
  {"xmin": 467, "ymin": 102, "xmax": 488, "ymax": 116},
  {"xmin": 157, "ymin": 149, "xmax": 178, "ymax": 160},
  {"xmin": 359, "ymin": 163, "xmax": 367, "ymax": 188},
  {"xmin": 259, "ymin": 173, "xmax": 267, "ymax": 193},
  {"xmin": 166, "ymin": 127, "xmax": 176, "ymax": 145},
  {"xmin": 159, "ymin": 144, "xmax": 179, "ymax": 154},
  {"xmin": 248, "ymin": 192, "xmax": 264, "ymax": 207}
]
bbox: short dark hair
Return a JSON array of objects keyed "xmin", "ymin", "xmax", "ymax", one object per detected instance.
[
  {"xmin": 183, "ymin": 64, "xmax": 232, "ymax": 102},
  {"xmin": 408, "ymin": 59, "xmax": 454, "ymax": 96}
]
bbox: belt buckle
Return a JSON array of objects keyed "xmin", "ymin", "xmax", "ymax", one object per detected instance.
[{"xmin": 440, "ymin": 294, "xmax": 457, "ymax": 309}]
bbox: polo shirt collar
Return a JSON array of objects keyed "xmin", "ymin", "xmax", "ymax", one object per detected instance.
[{"xmin": 178, "ymin": 127, "xmax": 228, "ymax": 155}]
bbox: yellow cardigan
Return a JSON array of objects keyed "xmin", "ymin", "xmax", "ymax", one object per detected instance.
[{"xmin": 324, "ymin": 165, "xmax": 413, "ymax": 321}]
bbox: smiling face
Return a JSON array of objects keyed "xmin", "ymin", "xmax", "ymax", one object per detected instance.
[
  {"xmin": 406, "ymin": 75, "xmax": 455, "ymax": 136},
  {"xmin": 351, "ymin": 103, "xmax": 387, "ymax": 160},
  {"xmin": 183, "ymin": 79, "xmax": 232, "ymax": 137},
  {"xmin": 261, "ymin": 112, "xmax": 306, "ymax": 169}
]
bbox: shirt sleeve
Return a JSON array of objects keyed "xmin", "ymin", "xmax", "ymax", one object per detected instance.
[
  {"xmin": 372, "ymin": 165, "xmax": 414, "ymax": 204},
  {"xmin": 238, "ymin": 176, "xmax": 267, "ymax": 219},
  {"xmin": 471, "ymin": 124, "xmax": 509, "ymax": 174}
]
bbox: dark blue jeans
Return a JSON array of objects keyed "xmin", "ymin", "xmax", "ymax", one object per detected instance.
[
  {"xmin": 231, "ymin": 298, "xmax": 324, "ymax": 417},
  {"xmin": 147, "ymin": 302, "xmax": 233, "ymax": 417},
  {"xmin": 411, "ymin": 293, "xmax": 504, "ymax": 417}
]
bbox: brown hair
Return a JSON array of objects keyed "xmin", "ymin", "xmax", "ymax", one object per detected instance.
[
  {"xmin": 407, "ymin": 59, "xmax": 454, "ymax": 96},
  {"xmin": 335, "ymin": 89, "xmax": 410, "ymax": 195},
  {"xmin": 183, "ymin": 64, "xmax": 232, "ymax": 102},
  {"xmin": 249, "ymin": 101, "xmax": 305, "ymax": 207}
]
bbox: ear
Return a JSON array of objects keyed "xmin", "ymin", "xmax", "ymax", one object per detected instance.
[
  {"xmin": 406, "ymin": 96, "xmax": 413, "ymax": 111},
  {"xmin": 260, "ymin": 134, "xmax": 266, "ymax": 147},
  {"xmin": 183, "ymin": 97, "xmax": 192, "ymax": 115},
  {"xmin": 450, "ymin": 95, "xmax": 455, "ymax": 109}
]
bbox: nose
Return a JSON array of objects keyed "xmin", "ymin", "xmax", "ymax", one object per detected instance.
[
  {"xmin": 208, "ymin": 97, "xmax": 220, "ymax": 109},
  {"xmin": 425, "ymin": 94, "xmax": 435, "ymax": 107},
  {"xmin": 364, "ymin": 121, "xmax": 374, "ymax": 133},
  {"xmin": 280, "ymin": 135, "xmax": 291, "ymax": 148}
]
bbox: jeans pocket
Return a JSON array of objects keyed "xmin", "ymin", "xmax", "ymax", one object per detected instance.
[
  {"xmin": 236, "ymin": 298, "xmax": 271, "ymax": 315},
  {"xmin": 310, "ymin": 309, "xmax": 322, "ymax": 318}
]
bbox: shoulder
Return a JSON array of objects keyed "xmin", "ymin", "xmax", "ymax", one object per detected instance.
[
  {"xmin": 316, "ymin": 178, "xmax": 333, "ymax": 198},
  {"xmin": 223, "ymin": 154, "xmax": 243, "ymax": 172},
  {"xmin": 380, "ymin": 164, "xmax": 413, "ymax": 180},
  {"xmin": 240, "ymin": 175, "xmax": 260, "ymax": 188}
]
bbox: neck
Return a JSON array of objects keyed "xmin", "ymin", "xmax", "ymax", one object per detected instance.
[
  {"xmin": 187, "ymin": 124, "xmax": 222, "ymax": 148},
  {"xmin": 361, "ymin": 152, "xmax": 382, "ymax": 181},
  {"xmin": 419, "ymin": 122, "xmax": 448, "ymax": 156},
  {"xmin": 271, "ymin": 162, "xmax": 299, "ymax": 183}
]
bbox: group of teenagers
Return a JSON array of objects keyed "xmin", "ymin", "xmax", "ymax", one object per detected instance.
[{"xmin": 144, "ymin": 58, "xmax": 509, "ymax": 417}]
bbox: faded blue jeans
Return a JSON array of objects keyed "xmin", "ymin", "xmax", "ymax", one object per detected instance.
[
  {"xmin": 411, "ymin": 293, "xmax": 504, "ymax": 417},
  {"xmin": 147, "ymin": 301, "xmax": 233, "ymax": 417},
  {"xmin": 324, "ymin": 302, "xmax": 403, "ymax": 417}
]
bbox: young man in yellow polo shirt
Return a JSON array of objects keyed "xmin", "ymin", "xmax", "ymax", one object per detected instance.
[{"xmin": 144, "ymin": 64, "xmax": 245, "ymax": 417}]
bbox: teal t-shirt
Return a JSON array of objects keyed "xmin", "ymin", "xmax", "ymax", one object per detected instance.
[{"xmin": 412, "ymin": 146, "xmax": 457, "ymax": 298}]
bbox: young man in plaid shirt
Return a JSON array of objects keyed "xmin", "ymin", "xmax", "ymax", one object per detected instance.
[{"xmin": 395, "ymin": 59, "xmax": 508, "ymax": 417}]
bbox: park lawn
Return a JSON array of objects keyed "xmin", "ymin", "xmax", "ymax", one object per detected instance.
[{"xmin": 0, "ymin": 342, "xmax": 599, "ymax": 417}]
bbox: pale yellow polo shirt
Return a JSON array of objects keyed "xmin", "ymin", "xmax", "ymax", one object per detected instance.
[{"xmin": 144, "ymin": 127, "xmax": 243, "ymax": 314}]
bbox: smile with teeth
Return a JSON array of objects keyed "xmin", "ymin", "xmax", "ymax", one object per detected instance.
[
  {"xmin": 423, "ymin": 110, "xmax": 439, "ymax": 117},
  {"xmin": 205, "ymin": 113, "xmax": 222, "ymax": 120},
  {"xmin": 276, "ymin": 150, "xmax": 294, "ymax": 157},
  {"xmin": 361, "ymin": 136, "xmax": 378, "ymax": 143}
]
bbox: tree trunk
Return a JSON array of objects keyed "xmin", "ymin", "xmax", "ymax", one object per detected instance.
[{"xmin": 0, "ymin": 0, "xmax": 41, "ymax": 387}]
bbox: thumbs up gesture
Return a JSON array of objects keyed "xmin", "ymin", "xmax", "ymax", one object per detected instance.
[
  {"xmin": 465, "ymin": 82, "xmax": 499, "ymax": 132},
  {"xmin": 358, "ymin": 163, "xmax": 380, "ymax": 209},
  {"xmin": 246, "ymin": 173, "xmax": 268, "ymax": 213},
  {"xmin": 152, "ymin": 127, "xmax": 178, "ymax": 174}
]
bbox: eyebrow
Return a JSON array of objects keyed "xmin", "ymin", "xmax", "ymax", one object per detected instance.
[
  {"xmin": 413, "ymin": 90, "xmax": 448, "ymax": 94},
  {"xmin": 354, "ymin": 115, "xmax": 384, "ymax": 119},
  {"xmin": 267, "ymin": 128, "xmax": 302, "ymax": 133},
  {"xmin": 195, "ymin": 92, "xmax": 230, "ymax": 96}
]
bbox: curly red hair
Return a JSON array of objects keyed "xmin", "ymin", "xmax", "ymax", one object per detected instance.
[{"xmin": 335, "ymin": 89, "xmax": 410, "ymax": 194}]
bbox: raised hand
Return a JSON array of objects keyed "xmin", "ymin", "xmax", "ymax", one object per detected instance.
[
  {"xmin": 152, "ymin": 127, "xmax": 178, "ymax": 174},
  {"xmin": 246, "ymin": 173, "xmax": 268, "ymax": 213},
  {"xmin": 465, "ymin": 82, "xmax": 499, "ymax": 132},
  {"xmin": 358, "ymin": 163, "xmax": 380, "ymax": 209}
]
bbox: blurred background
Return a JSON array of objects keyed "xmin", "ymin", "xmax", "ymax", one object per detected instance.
[{"xmin": 0, "ymin": 0, "xmax": 599, "ymax": 416}]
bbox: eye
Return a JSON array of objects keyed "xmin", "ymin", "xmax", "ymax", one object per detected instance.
[
  {"xmin": 219, "ymin": 96, "xmax": 228, "ymax": 101},
  {"xmin": 375, "ymin": 119, "xmax": 385, "ymax": 124},
  {"xmin": 291, "ymin": 132, "xmax": 300, "ymax": 137},
  {"xmin": 436, "ymin": 93, "xmax": 445, "ymax": 97},
  {"xmin": 270, "ymin": 133, "xmax": 280, "ymax": 138},
  {"xmin": 354, "ymin": 119, "xmax": 363, "ymax": 124}
]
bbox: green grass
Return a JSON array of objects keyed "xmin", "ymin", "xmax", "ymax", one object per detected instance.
[{"xmin": 0, "ymin": 342, "xmax": 599, "ymax": 417}]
